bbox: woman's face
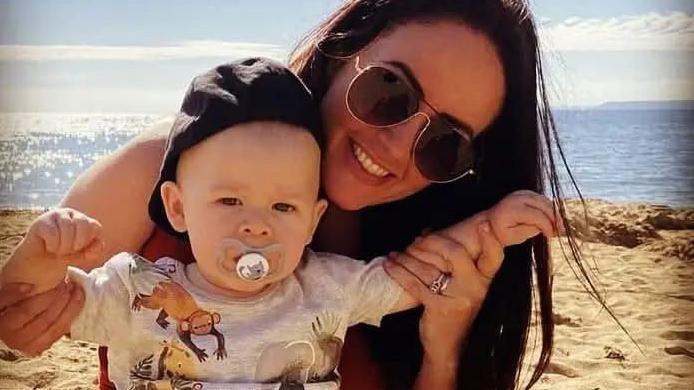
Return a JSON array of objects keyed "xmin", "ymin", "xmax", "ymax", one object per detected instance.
[{"xmin": 320, "ymin": 20, "xmax": 506, "ymax": 210}]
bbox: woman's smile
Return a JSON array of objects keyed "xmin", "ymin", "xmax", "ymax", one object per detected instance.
[
  {"xmin": 351, "ymin": 141, "xmax": 390, "ymax": 178},
  {"xmin": 345, "ymin": 137, "xmax": 394, "ymax": 184}
]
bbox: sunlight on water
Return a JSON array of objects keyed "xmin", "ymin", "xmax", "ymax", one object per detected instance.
[
  {"xmin": 0, "ymin": 113, "xmax": 162, "ymax": 207},
  {"xmin": 0, "ymin": 110, "xmax": 691, "ymax": 208}
]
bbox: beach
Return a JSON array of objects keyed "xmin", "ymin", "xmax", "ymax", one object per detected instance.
[{"xmin": 0, "ymin": 199, "xmax": 692, "ymax": 389}]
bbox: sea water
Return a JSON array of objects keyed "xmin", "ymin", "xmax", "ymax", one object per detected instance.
[{"xmin": 0, "ymin": 110, "xmax": 691, "ymax": 208}]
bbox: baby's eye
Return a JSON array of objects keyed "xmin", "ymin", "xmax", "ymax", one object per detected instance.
[
  {"xmin": 273, "ymin": 203, "xmax": 296, "ymax": 213},
  {"xmin": 219, "ymin": 197, "xmax": 241, "ymax": 206}
]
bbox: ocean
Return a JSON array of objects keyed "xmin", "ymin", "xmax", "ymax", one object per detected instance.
[{"xmin": 0, "ymin": 110, "xmax": 692, "ymax": 209}]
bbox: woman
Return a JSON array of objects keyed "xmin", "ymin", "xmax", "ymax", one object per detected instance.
[{"xmin": 0, "ymin": 0, "xmax": 591, "ymax": 388}]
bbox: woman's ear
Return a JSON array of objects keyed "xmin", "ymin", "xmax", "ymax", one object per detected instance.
[
  {"xmin": 305, "ymin": 199, "xmax": 329, "ymax": 245},
  {"xmin": 160, "ymin": 181, "xmax": 187, "ymax": 233}
]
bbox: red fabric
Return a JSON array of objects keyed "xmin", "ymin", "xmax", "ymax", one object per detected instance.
[
  {"xmin": 339, "ymin": 325, "xmax": 385, "ymax": 389},
  {"xmin": 140, "ymin": 228, "xmax": 195, "ymax": 264},
  {"xmin": 97, "ymin": 346, "xmax": 115, "ymax": 390},
  {"xmin": 98, "ymin": 227, "xmax": 385, "ymax": 389}
]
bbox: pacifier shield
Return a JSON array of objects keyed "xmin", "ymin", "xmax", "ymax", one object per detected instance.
[{"xmin": 236, "ymin": 252, "xmax": 270, "ymax": 281}]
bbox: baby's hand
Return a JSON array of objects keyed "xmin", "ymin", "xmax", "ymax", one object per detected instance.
[
  {"xmin": 27, "ymin": 208, "xmax": 105, "ymax": 264},
  {"xmin": 487, "ymin": 190, "xmax": 565, "ymax": 247}
]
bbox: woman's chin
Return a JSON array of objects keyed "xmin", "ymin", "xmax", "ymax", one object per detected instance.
[{"xmin": 324, "ymin": 181, "xmax": 369, "ymax": 211}]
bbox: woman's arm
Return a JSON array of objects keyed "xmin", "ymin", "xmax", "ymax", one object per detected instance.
[
  {"xmin": 415, "ymin": 354, "xmax": 459, "ymax": 389},
  {"xmin": 60, "ymin": 117, "xmax": 173, "ymax": 269},
  {"xmin": 385, "ymin": 219, "xmax": 504, "ymax": 390},
  {"xmin": 0, "ymin": 118, "xmax": 173, "ymax": 354}
]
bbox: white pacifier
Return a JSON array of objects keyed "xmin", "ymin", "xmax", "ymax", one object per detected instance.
[
  {"xmin": 217, "ymin": 238, "xmax": 284, "ymax": 282},
  {"xmin": 236, "ymin": 252, "xmax": 270, "ymax": 281}
]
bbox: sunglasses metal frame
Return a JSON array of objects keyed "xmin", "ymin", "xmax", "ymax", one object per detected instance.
[{"xmin": 344, "ymin": 56, "xmax": 475, "ymax": 183}]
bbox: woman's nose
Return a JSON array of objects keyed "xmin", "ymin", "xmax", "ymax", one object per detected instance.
[{"xmin": 376, "ymin": 113, "xmax": 428, "ymax": 174}]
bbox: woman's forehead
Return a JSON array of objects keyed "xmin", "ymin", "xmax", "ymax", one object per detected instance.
[{"xmin": 361, "ymin": 21, "xmax": 506, "ymax": 134}]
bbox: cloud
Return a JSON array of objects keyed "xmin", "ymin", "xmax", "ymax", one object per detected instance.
[
  {"xmin": 0, "ymin": 40, "xmax": 287, "ymax": 62},
  {"xmin": 541, "ymin": 12, "xmax": 694, "ymax": 51}
]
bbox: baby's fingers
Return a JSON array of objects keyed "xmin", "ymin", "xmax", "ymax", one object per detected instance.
[
  {"xmin": 71, "ymin": 215, "xmax": 102, "ymax": 253},
  {"xmin": 81, "ymin": 237, "xmax": 106, "ymax": 264},
  {"xmin": 476, "ymin": 222, "xmax": 504, "ymax": 282},
  {"xmin": 517, "ymin": 193, "xmax": 563, "ymax": 235},
  {"xmin": 33, "ymin": 217, "xmax": 59, "ymax": 254},
  {"xmin": 511, "ymin": 206, "xmax": 556, "ymax": 240},
  {"xmin": 55, "ymin": 210, "xmax": 77, "ymax": 255}
]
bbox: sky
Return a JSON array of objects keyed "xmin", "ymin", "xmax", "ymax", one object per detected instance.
[{"xmin": 0, "ymin": 0, "xmax": 692, "ymax": 112}]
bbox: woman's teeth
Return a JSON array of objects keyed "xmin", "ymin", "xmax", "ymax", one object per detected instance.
[{"xmin": 352, "ymin": 143, "xmax": 390, "ymax": 177}]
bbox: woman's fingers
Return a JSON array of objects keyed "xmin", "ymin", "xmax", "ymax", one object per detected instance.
[
  {"xmin": 22, "ymin": 283, "xmax": 84, "ymax": 356},
  {"xmin": 388, "ymin": 251, "xmax": 443, "ymax": 286},
  {"xmin": 0, "ymin": 283, "xmax": 34, "ymax": 309},
  {"xmin": 384, "ymin": 259, "xmax": 438, "ymax": 305},
  {"xmin": 0, "ymin": 282, "xmax": 69, "ymax": 335},
  {"xmin": 10, "ymin": 281, "xmax": 73, "ymax": 349},
  {"xmin": 409, "ymin": 233, "xmax": 474, "ymax": 276},
  {"xmin": 476, "ymin": 222, "xmax": 505, "ymax": 282},
  {"xmin": 404, "ymin": 243, "xmax": 453, "ymax": 274}
]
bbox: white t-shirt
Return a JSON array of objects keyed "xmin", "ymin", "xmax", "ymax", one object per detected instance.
[{"xmin": 67, "ymin": 250, "xmax": 403, "ymax": 390}]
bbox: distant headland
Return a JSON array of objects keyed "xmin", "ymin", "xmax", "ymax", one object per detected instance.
[{"xmin": 596, "ymin": 100, "xmax": 694, "ymax": 110}]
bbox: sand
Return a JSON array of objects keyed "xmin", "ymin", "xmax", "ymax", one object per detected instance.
[{"xmin": 0, "ymin": 200, "xmax": 692, "ymax": 389}]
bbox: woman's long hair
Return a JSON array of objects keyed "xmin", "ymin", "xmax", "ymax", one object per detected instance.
[{"xmin": 288, "ymin": 1, "xmax": 600, "ymax": 388}]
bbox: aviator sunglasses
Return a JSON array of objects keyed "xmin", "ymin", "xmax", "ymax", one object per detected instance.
[{"xmin": 345, "ymin": 57, "xmax": 476, "ymax": 183}]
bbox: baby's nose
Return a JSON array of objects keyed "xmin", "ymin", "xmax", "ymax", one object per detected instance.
[{"xmin": 238, "ymin": 217, "xmax": 271, "ymax": 238}]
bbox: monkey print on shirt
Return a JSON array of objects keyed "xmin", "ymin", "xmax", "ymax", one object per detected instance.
[
  {"xmin": 128, "ymin": 257, "xmax": 227, "ymax": 363},
  {"xmin": 67, "ymin": 251, "xmax": 403, "ymax": 389}
]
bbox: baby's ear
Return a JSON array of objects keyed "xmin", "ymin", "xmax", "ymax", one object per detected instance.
[
  {"xmin": 306, "ymin": 199, "xmax": 329, "ymax": 245},
  {"xmin": 160, "ymin": 181, "xmax": 187, "ymax": 233}
]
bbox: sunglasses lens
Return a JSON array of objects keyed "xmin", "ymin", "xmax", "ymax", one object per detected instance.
[
  {"xmin": 347, "ymin": 67, "xmax": 419, "ymax": 126},
  {"xmin": 414, "ymin": 117, "xmax": 474, "ymax": 182}
]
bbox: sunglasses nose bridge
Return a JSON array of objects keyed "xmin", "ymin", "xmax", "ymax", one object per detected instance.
[{"xmin": 408, "ymin": 111, "xmax": 431, "ymax": 149}]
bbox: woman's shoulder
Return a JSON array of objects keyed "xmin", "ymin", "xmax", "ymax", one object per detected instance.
[{"xmin": 60, "ymin": 116, "xmax": 178, "ymax": 258}]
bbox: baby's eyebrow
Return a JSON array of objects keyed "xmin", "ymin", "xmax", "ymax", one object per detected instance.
[
  {"xmin": 272, "ymin": 193, "xmax": 306, "ymax": 203},
  {"xmin": 210, "ymin": 184, "xmax": 244, "ymax": 193}
]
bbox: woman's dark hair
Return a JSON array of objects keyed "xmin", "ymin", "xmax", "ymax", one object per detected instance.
[{"xmin": 289, "ymin": 1, "xmax": 607, "ymax": 389}]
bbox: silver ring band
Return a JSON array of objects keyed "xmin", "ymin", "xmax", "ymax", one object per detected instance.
[{"xmin": 429, "ymin": 272, "xmax": 451, "ymax": 295}]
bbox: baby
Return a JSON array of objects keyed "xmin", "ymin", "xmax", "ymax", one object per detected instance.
[{"xmin": 1, "ymin": 58, "xmax": 557, "ymax": 389}]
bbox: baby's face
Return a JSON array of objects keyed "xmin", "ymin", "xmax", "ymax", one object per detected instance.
[{"xmin": 161, "ymin": 121, "xmax": 327, "ymax": 294}]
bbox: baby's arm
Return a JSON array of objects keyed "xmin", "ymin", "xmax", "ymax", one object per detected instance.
[{"xmin": 0, "ymin": 208, "xmax": 104, "ymax": 296}]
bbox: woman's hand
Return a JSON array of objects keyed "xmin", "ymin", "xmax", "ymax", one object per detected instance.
[
  {"xmin": 382, "ymin": 190, "xmax": 562, "ymax": 388},
  {"xmin": 384, "ymin": 219, "xmax": 504, "ymax": 365},
  {"xmin": 0, "ymin": 280, "xmax": 84, "ymax": 356}
]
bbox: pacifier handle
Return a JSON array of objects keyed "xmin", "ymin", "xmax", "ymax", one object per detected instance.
[{"xmin": 236, "ymin": 252, "xmax": 270, "ymax": 281}]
